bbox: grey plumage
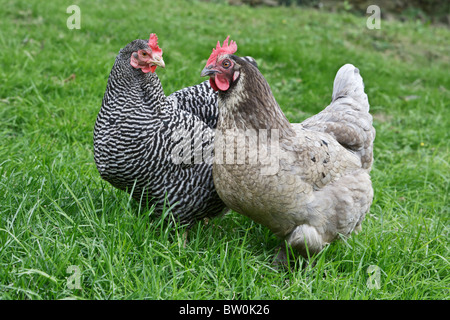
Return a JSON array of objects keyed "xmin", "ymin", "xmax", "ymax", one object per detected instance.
[
  {"xmin": 205, "ymin": 54, "xmax": 375, "ymax": 259},
  {"xmin": 93, "ymin": 39, "xmax": 227, "ymax": 225}
]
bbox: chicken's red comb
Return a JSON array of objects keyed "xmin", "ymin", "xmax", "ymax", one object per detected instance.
[
  {"xmin": 148, "ymin": 33, "xmax": 162, "ymax": 56},
  {"xmin": 206, "ymin": 36, "xmax": 237, "ymax": 66}
]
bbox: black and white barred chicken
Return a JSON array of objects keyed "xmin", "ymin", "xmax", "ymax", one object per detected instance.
[
  {"xmin": 94, "ymin": 34, "xmax": 246, "ymax": 225},
  {"xmin": 201, "ymin": 37, "xmax": 375, "ymax": 260}
]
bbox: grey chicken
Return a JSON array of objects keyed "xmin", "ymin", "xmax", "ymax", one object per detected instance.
[
  {"xmin": 93, "ymin": 34, "xmax": 229, "ymax": 225},
  {"xmin": 201, "ymin": 37, "xmax": 375, "ymax": 259}
]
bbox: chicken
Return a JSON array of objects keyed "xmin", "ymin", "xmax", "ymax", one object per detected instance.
[
  {"xmin": 201, "ymin": 37, "xmax": 375, "ymax": 260},
  {"xmin": 94, "ymin": 33, "xmax": 229, "ymax": 225}
]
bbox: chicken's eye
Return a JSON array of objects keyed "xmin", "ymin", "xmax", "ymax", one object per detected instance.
[
  {"xmin": 141, "ymin": 51, "xmax": 147, "ymax": 56},
  {"xmin": 222, "ymin": 59, "xmax": 231, "ymax": 68}
]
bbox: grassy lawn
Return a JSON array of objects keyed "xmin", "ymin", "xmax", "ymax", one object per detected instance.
[{"xmin": 0, "ymin": 0, "xmax": 448, "ymax": 300}]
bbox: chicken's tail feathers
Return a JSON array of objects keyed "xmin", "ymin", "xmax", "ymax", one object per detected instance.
[
  {"xmin": 329, "ymin": 64, "xmax": 374, "ymax": 170},
  {"xmin": 332, "ymin": 64, "xmax": 369, "ymax": 112},
  {"xmin": 301, "ymin": 64, "xmax": 375, "ymax": 170}
]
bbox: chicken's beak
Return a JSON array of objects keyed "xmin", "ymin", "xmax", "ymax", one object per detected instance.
[
  {"xmin": 151, "ymin": 55, "xmax": 165, "ymax": 68},
  {"xmin": 201, "ymin": 66, "xmax": 219, "ymax": 77}
]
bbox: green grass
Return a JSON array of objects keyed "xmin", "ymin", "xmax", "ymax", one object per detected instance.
[{"xmin": 0, "ymin": 0, "xmax": 449, "ymax": 300}]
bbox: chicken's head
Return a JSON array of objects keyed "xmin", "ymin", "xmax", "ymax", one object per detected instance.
[
  {"xmin": 130, "ymin": 33, "xmax": 165, "ymax": 73},
  {"xmin": 201, "ymin": 36, "xmax": 239, "ymax": 91}
]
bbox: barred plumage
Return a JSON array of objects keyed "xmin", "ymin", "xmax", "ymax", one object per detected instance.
[{"xmin": 93, "ymin": 39, "xmax": 228, "ymax": 225}]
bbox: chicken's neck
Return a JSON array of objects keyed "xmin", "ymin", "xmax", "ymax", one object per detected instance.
[
  {"xmin": 137, "ymin": 72, "xmax": 167, "ymax": 103},
  {"xmin": 217, "ymin": 67, "xmax": 296, "ymax": 139},
  {"xmin": 104, "ymin": 62, "xmax": 167, "ymax": 113}
]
